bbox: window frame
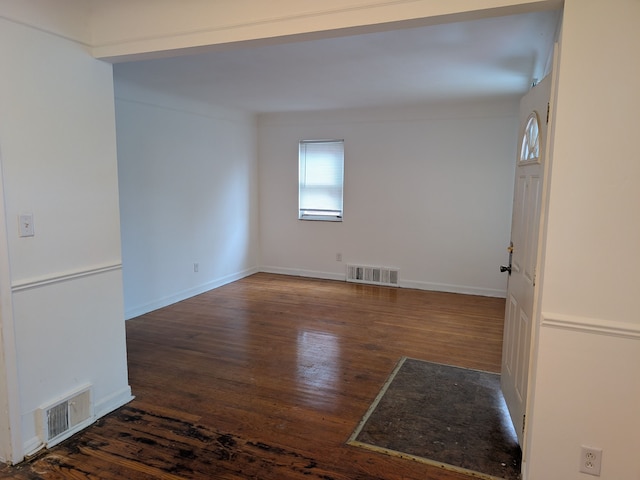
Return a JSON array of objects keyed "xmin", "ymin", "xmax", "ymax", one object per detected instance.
[{"xmin": 298, "ymin": 139, "xmax": 344, "ymax": 222}]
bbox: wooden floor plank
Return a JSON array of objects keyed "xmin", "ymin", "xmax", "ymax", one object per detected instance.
[{"xmin": 0, "ymin": 273, "xmax": 506, "ymax": 479}]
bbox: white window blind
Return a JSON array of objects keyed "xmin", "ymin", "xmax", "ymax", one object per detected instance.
[{"xmin": 299, "ymin": 140, "xmax": 344, "ymax": 221}]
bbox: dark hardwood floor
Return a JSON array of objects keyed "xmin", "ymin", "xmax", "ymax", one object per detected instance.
[{"xmin": 0, "ymin": 273, "xmax": 506, "ymax": 479}]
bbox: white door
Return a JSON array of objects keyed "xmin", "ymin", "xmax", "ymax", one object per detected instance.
[{"xmin": 501, "ymin": 74, "xmax": 552, "ymax": 446}]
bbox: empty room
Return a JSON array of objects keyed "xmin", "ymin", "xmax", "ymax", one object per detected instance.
[{"xmin": 0, "ymin": 1, "xmax": 638, "ymax": 480}]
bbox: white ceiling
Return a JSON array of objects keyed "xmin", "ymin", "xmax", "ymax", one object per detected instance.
[{"xmin": 113, "ymin": 9, "xmax": 561, "ymax": 114}]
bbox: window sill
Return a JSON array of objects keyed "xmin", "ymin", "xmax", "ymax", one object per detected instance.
[{"xmin": 298, "ymin": 216, "xmax": 342, "ymax": 222}]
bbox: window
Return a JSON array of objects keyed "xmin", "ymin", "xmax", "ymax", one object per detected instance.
[
  {"xmin": 520, "ymin": 113, "xmax": 540, "ymax": 163},
  {"xmin": 298, "ymin": 139, "xmax": 344, "ymax": 221}
]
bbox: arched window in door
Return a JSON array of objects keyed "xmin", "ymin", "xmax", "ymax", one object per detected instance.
[{"xmin": 520, "ymin": 113, "xmax": 540, "ymax": 163}]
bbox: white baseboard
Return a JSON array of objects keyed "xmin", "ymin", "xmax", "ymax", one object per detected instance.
[
  {"xmin": 259, "ymin": 266, "xmax": 344, "ymax": 282},
  {"xmin": 125, "ymin": 266, "xmax": 506, "ymax": 320},
  {"xmin": 400, "ymin": 279, "xmax": 506, "ymax": 298},
  {"xmin": 94, "ymin": 385, "xmax": 134, "ymax": 419},
  {"xmin": 22, "ymin": 435, "xmax": 43, "ymax": 458},
  {"xmin": 260, "ymin": 266, "xmax": 506, "ymax": 298},
  {"xmin": 124, "ymin": 267, "xmax": 259, "ymax": 319}
]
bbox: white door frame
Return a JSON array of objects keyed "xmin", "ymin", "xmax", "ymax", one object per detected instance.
[
  {"xmin": 520, "ymin": 43, "xmax": 560, "ymax": 466},
  {"xmin": 0, "ymin": 151, "xmax": 23, "ymax": 464}
]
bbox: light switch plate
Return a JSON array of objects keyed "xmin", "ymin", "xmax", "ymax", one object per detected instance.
[{"xmin": 19, "ymin": 213, "xmax": 34, "ymax": 237}]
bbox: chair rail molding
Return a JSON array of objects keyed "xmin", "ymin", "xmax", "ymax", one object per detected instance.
[
  {"xmin": 541, "ymin": 312, "xmax": 640, "ymax": 340},
  {"xmin": 11, "ymin": 263, "xmax": 123, "ymax": 293}
]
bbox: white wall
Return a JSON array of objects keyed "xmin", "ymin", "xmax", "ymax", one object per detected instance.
[
  {"xmin": 2, "ymin": 0, "xmax": 636, "ymax": 476},
  {"xmin": 114, "ymin": 81, "xmax": 259, "ymax": 319},
  {"xmin": 525, "ymin": 0, "xmax": 640, "ymax": 478},
  {"xmin": 259, "ymin": 101, "xmax": 518, "ymax": 296},
  {"xmin": 0, "ymin": 15, "xmax": 131, "ymax": 459}
]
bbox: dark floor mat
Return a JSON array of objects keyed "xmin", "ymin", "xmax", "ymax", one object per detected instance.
[{"xmin": 348, "ymin": 357, "xmax": 521, "ymax": 480}]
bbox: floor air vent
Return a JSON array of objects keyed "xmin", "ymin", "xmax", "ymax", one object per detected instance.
[
  {"xmin": 47, "ymin": 402, "xmax": 69, "ymax": 440},
  {"xmin": 39, "ymin": 386, "xmax": 93, "ymax": 446},
  {"xmin": 346, "ymin": 264, "xmax": 399, "ymax": 287}
]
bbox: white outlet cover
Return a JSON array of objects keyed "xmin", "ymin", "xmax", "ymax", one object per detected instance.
[{"xmin": 580, "ymin": 446, "xmax": 602, "ymax": 476}]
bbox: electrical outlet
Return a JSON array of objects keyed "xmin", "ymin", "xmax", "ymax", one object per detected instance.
[
  {"xmin": 580, "ymin": 446, "xmax": 602, "ymax": 476},
  {"xmin": 193, "ymin": 263, "xmax": 199, "ymax": 273},
  {"xmin": 336, "ymin": 253, "xmax": 342, "ymax": 262}
]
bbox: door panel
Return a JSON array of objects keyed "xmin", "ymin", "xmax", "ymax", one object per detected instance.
[
  {"xmin": 524, "ymin": 175, "xmax": 541, "ymax": 285},
  {"xmin": 501, "ymin": 74, "xmax": 552, "ymax": 447}
]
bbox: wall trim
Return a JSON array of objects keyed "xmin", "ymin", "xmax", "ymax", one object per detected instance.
[
  {"xmin": 259, "ymin": 266, "xmax": 345, "ymax": 282},
  {"xmin": 125, "ymin": 265, "xmax": 507, "ymax": 319},
  {"xmin": 94, "ymin": 386, "xmax": 134, "ymax": 420},
  {"xmin": 21, "ymin": 434, "xmax": 43, "ymax": 459},
  {"xmin": 542, "ymin": 312, "xmax": 640, "ymax": 340},
  {"xmin": 124, "ymin": 267, "xmax": 259, "ymax": 320},
  {"xmin": 401, "ymin": 279, "xmax": 506, "ymax": 298},
  {"xmin": 260, "ymin": 266, "xmax": 507, "ymax": 298},
  {"xmin": 11, "ymin": 263, "xmax": 123, "ymax": 293}
]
